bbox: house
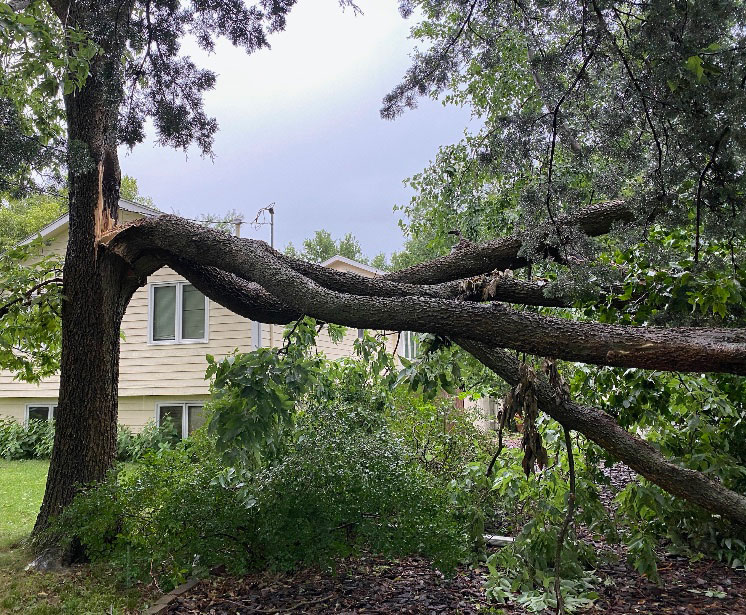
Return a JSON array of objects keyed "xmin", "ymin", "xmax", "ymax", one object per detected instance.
[{"xmin": 0, "ymin": 200, "xmax": 400, "ymax": 437}]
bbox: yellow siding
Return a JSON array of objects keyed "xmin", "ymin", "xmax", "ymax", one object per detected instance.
[
  {"xmin": 118, "ymin": 395, "xmax": 210, "ymax": 432},
  {"xmin": 0, "ymin": 395, "xmax": 208, "ymax": 432},
  {"xmin": 118, "ymin": 265, "xmax": 252, "ymax": 396},
  {"xmin": 0, "ymin": 234, "xmax": 405, "ymax": 428}
]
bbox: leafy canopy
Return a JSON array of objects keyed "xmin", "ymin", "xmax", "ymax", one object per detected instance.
[{"xmin": 285, "ymin": 229, "xmax": 389, "ymax": 270}]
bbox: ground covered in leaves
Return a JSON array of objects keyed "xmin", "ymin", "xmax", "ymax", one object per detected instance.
[
  {"xmin": 164, "ymin": 461, "xmax": 746, "ymax": 614},
  {"xmin": 165, "ymin": 551, "xmax": 746, "ymax": 615}
]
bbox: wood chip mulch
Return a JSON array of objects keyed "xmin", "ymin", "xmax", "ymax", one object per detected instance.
[
  {"xmin": 163, "ymin": 463, "xmax": 746, "ymax": 614},
  {"xmin": 164, "ymin": 556, "xmax": 489, "ymax": 614},
  {"xmin": 163, "ymin": 551, "xmax": 746, "ymax": 615},
  {"xmin": 592, "ymin": 552, "xmax": 746, "ymax": 614}
]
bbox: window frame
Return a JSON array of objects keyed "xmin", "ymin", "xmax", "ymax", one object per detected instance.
[
  {"xmin": 148, "ymin": 281, "xmax": 209, "ymax": 345},
  {"xmin": 398, "ymin": 331, "xmax": 420, "ymax": 360},
  {"xmin": 155, "ymin": 401, "xmax": 205, "ymax": 439},
  {"xmin": 25, "ymin": 402, "xmax": 57, "ymax": 425},
  {"xmin": 251, "ymin": 320, "xmax": 263, "ymax": 350}
]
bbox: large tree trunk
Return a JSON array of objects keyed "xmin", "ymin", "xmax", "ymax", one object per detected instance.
[{"xmin": 31, "ymin": 59, "xmax": 131, "ymax": 553}]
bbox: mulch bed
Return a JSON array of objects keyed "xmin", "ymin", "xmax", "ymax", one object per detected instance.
[
  {"xmin": 164, "ymin": 557, "xmax": 488, "ymax": 614},
  {"xmin": 164, "ymin": 551, "xmax": 746, "ymax": 615},
  {"xmin": 592, "ymin": 553, "xmax": 746, "ymax": 614},
  {"xmin": 164, "ymin": 461, "xmax": 746, "ymax": 614}
]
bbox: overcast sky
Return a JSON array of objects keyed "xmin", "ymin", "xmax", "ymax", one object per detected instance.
[{"xmin": 120, "ymin": 1, "xmax": 473, "ymax": 259}]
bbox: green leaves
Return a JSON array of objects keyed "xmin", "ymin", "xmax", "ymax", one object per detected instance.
[
  {"xmin": 0, "ymin": 1, "xmax": 98, "ymax": 140},
  {"xmin": 205, "ymin": 318, "xmax": 397, "ymax": 467},
  {"xmin": 685, "ymin": 55, "xmax": 705, "ymax": 81},
  {"xmin": 0, "ymin": 239, "xmax": 63, "ymax": 382}
]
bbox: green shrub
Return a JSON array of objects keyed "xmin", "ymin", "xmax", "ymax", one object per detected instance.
[
  {"xmin": 60, "ymin": 399, "xmax": 468, "ymax": 589},
  {"xmin": 387, "ymin": 389, "xmax": 493, "ymax": 478},
  {"xmin": 240, "ymin": 399, "xmax": 468, "ymax": 571},
  {"xmin": 0, "ymin": 416, "xmax": 179, "ymax": 461},
  {"xmin": 0, "ymin": 417, "xmax": 55, "ymax": 459},
  {"xmin": 58, "ymin": 445, "xmax": 248, "ymax": 590},
  {"xmin": 116, "ymin": 419, "xmax": 179, "ymax": 462}
]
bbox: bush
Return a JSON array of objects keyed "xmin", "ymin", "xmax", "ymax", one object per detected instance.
[
  {"xmin": 0, "ymin": 417, "xmax": 55, "ymax": 459},
  {"xmin": 59, "ymin": 445, "xmax": 247, "ymax": 590},
  {"xmin": 116, "ymin": 419, "xmax": 179, "ymax": 462},
  {"xmin": 60, "ymin": 399, "xmax": 469, "ymax": 589},
  {"xmin": 241, "ymin": 399, "xmax": 468, "ymax": 571},
  {"xmin": 0, "ymin": 417, "xmax": 178, "ymax": 461},
  {"xmin": 387, "ymin": 389, "xmax": 493, "ymax": 478}
]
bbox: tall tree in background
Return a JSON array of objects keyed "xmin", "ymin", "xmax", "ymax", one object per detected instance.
[
  {"xmin": 286, "ymin": 229, "xmax": 389, "ymax": 269},
  {"xmin": 1, "ymin": 0, "xmax": 745, "ymax": 563}
]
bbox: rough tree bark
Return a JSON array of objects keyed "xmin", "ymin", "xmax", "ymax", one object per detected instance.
[
  {"xmin": 30, "ymin": 3, "xmax": 136, "ymax": 557},
  {"xmin": 109, "ymin": 215, "xmax": 746, "ymax": 375},
  {"xmin": 457, "ymin": 339, "xmax": 746, "ymax": 527}
]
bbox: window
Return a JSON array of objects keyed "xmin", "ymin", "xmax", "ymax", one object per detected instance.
[
  {"xmin": 26, "ymin": 403, "xmax": 57, "ymax": 425},
  {"xmin": 149, "ymin": 282, "xmax": 208, "ymax": 343},
  {"xmin": 357, "ymin": 328, "xmax": 365, "ymax": 340},
  {"xmin": 398, "ymin": 331, "xmax": 420, "ymax": 360},
  {"xmin": 156, "ymin": 402, "xmax": 205, "ymax": 439}
]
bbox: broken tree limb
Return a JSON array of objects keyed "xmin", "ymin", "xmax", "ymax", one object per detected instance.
[
  {"xmin": 386, "ymin": 200, "xmax": 635, "ymax": 284},
  {"xmin": 456, "ymin": 338, "xmax": 746, "ymax": 527},
  {"xmin": 104, "ymin": 221, "xmax": 746, "ymax": 525},
  {"xmin": 106, "ymin": 216, "xmax": 746, "ymax": 375}
]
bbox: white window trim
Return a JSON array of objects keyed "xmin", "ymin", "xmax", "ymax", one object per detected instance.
[
  {"xmin": 398, "ymin": 331, "xmax": 420, "ymax": 360},
  {"xmin": 148, "ymin": 281, "xmax": 209, "ymax": 345},
  {"xmin": 251, "ymin": 320, "xmax": 263, "ymax": 350},
  {"xmin": 25, "ymin": 402, "xmax": 57, "ymax": 425},
  {"xmin": 155, "ymin": 401, "xmax": 205, "ymax": 439}
]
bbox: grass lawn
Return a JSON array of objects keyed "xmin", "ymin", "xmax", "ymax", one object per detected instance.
[
  {"xmin": 0, "ymin": 460, "xmax": 48, "ymax": 558},
  {"xmin": 0, "ymin": 460, "xmax": 147, "ymax": 614}
]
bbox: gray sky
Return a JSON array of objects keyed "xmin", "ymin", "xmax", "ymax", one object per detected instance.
[{"xmin": 121, "ymin": 1, "xmax": 472, "ymax": 258}]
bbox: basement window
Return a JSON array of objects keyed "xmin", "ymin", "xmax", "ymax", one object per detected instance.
[
  {"xmin": 156, "ymin": 402, "xmax": 205, "ymax": 439},
  {"xmin": 149, "ymin": 282, "xmax": 208, "ymax": 344},
  {"xmin": 25, "ymin": 403, "xmax": 57, "ymax": 425}
]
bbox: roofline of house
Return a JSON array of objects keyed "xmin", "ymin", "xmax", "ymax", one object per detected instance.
[
  {"xmin": 18, "ymin": 198, "xmax": 160, "ymax": 246},
  {"xmin": 320, "ymin": 254, "xmax": 385, "ymax": 276}
]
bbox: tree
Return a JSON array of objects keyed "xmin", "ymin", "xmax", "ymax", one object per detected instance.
[
  {"xmin": 286, "ymin": 229, "xmax": 369, "ymax": 264},
  {"xmin": 0, "ymin": 174, "xmax": 149, "ymax": 249},
  {"xmin": 1, "ymin": 0, "xmax": 745, "ymax": 563},
  {"xmin": 119, "ymin": 175, "xmax": 154, "ymax": 208},
  {"xmin": 0, "ymin": 193, "xmax": 66, "ymax": 249},
  {"xmin": 0, "ymin": 0, "xmax": 356, "ymax": 559}
]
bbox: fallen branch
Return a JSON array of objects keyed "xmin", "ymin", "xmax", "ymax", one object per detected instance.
[
  {"xmin": 108, "ymin": 218, "xmax": 746, "ymax": 375},
  {"xmin": 457, "ymin": 338, "xmax": 746, "ymax": 526}
]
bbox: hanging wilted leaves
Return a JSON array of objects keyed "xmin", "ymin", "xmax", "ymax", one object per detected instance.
[
  {"xmin": 503, "ymin": 362, "xmax": 548, "ymax": 477},
  {"xmin": 542, "ymin": 359, "xmax": 570, "ymax": 404}
]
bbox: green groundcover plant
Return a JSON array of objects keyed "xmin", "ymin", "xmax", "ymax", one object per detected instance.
[{"xmin": 0, "ymin": 417, "xmax": 178, "ymax": 462}]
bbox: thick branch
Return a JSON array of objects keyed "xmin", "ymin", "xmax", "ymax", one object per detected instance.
[
  {"xmin": 108, "ymin": 217, "xmax": 746, "ymax": 375},
  {"xmin": 457, "ymin": 338, "xmax": 746, "ymax": 527},
  {"xmin": 162, "ymin": 255, "xmax": 299, "ymax": 325},
  {"xmin": 386, "ymin": 200, "xmax": 635, "ymax": 285},
  {"xmin": 264, "ymin": 246, "xmax": 570, "ymax": 307}
]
